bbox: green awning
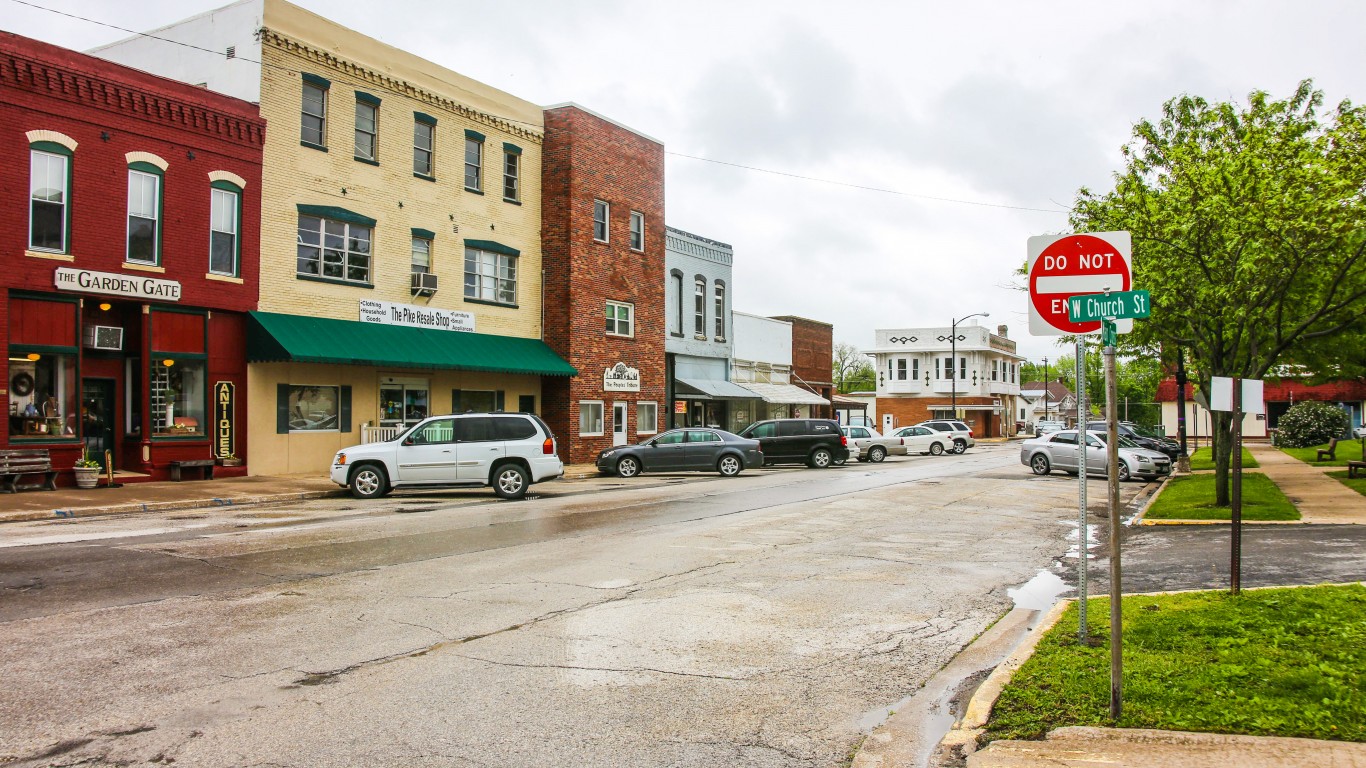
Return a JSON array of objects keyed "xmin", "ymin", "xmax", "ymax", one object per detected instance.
[{"xmin": 247, "ymin": 311, "xmax": 577, "ymax": 377}]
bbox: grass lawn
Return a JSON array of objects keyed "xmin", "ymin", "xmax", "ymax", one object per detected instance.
[
  {"xmin": 986, "ymin": 584, "xmax": 1366, "ymax": 741},
  {"xmin": 1279, "ymin": 440, "xmax": 1366, "ymax": 467},
  {"xmin": 1145, "ymin": 472, "xmax": 1299, "ymax": 521},
  {"xmin": 1327, "ymin": 470, "xmax": 1366, "ymax": 497},
  {"xmin": 1188, "ymin": 446, "xmax": 1258, "ymax": 470}
]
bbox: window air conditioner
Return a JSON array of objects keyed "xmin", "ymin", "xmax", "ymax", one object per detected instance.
[
  {"xmin": 411, "ymin": 271, "xmax": 438, "ymax": 296},
  {"xmin": 84, "ymin": 325, "xmax": 124, "ymax": 351}
]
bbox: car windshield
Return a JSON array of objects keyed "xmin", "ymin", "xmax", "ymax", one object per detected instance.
[
  {"xmin": 1094, "ymin": 433, "xmax": 1143, "ymax": 449},
  {"xmin": 1129, "ymin": 424, "xmax": 1163, "ymax": 439}
]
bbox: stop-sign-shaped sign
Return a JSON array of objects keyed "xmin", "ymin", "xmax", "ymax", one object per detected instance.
[{"xmin": 1027, "ymin": 231, "xmax": 1133, "ymax": 336}]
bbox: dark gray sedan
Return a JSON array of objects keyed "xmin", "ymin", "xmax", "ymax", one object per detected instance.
[{"xmin": 596, "ymin": 428, "xmax": 764, "ymax": 478}]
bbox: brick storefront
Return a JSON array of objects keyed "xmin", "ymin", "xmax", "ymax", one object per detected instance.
[
  {"xmin": 542, "ymin": 104, "xmax": 666, "ymax": 463},
  {"xmin": 772, "ymin": 315, "xmax": 834, "ymax": 419}
]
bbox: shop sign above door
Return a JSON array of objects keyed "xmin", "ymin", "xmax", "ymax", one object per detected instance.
[
  {"xmin": 604, "ymin": 363, "xmax": 641, "ymax": 392},
  {"xmin": 359, "ymin": 299, "xmax": 475, "ymax": 333},
  {"xmin": 54, "ymin": 267, "xmax": 181, "ymax": 301}
]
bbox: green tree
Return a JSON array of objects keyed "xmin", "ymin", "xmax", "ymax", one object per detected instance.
[
  {"xmin": 832, "ymin": 342, "xmax": 875, "ymax": 393},
  {"xmin": 1072, "ymin": 81, "xmax": 1366, "ymax": 504}
]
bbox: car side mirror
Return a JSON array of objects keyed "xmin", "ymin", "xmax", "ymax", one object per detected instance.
[{"xmin": 403, "ymin": 437, "xmax": 415, "ymax": 446}]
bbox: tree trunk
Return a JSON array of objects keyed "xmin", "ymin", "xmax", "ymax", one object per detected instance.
[{"xmin": 1210, "ymin": 410, "xmax": 1234, "ymax": 507}]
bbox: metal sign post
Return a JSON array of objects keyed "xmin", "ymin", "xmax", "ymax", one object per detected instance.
[
  {"xmin": 1075, "ymin": 337, "xmax": 1088, "ymax": 643},
  {"xmin": 1232, "ymin": 377, "xmax": 1243, "ymax": 595},
  {"xmin": 1103, "ymin": 319, "xmax": 1123, "ymax": 720}
]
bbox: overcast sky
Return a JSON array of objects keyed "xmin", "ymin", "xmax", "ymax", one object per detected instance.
[{"xmin": 7, "ymin": 0, "xmax": 1364, "ymax": 364}]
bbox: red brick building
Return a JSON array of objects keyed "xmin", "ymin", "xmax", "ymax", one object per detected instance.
[
  {"xmin": 1157, "ymin": 376, "xmax": 1366, "ymax": 438},
  {"xmin": 1, "ymin": 32, "xmax": 264, "ymax": 483},
  {"xmin": 771, "ymin": 315, "xmax": 834, "ymax": 419},
  {"xmin": 541, "ymin": 104, "xmax": 666, "ymax": 463}
]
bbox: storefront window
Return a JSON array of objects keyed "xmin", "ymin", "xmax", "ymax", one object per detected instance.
[
  {"xmin": 380, "ymin": 382, "xmax": 428, "ymax": 427},
  {"xmin": 150, "ymin": 359, "xmax": 206, "ymax": 437},
  {"xmin": 288, "ymin": 386, "xmax": 339, "ymax": 431},
  {"xmin": 8, "ymin": 352, "xmax": 77, "ymax": 439}
]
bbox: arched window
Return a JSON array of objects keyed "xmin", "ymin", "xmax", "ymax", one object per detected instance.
[
  {"xmin": 713, "ymin": 280, "xmax": 726, "ymax": 339},
  {"xmin": 669, "ymin": 270, "xmax": 684, "ymax": 336},
  {"xmin": 28, "ymin": 138, "xmax": 74, "ymax": 254},
  {"xmin": 693, "ymin": 276, "xmax": 706, "ymax": 336}
]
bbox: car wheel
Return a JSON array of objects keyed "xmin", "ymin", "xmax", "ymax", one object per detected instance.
[
  {"xmin": 868, "ymin": 446, "xmax": 887, "ymax": 463},
  {"xmin": 616, "ymin": 456, "xmax": 641, "ymax": 478},
  {"xmin": 717, "ymin": 454, "xmax": 742, "ymax": 477},
  {"xmin": 348, "ymin": 464, "xmax": 388, "ymax": 499},
  {"xmin": 809, "ymin": 448, "xmax": 833, "ymax": 468},
  {"xmin": 1030, "ymin": 454, "xmax": 1051, "ymax": 476},
  {"xmin": 493, "ymin": 463, "xmax": 529, "ymax": 500},
  {"xmin": 1118, "ymin": 462, "xmax": 1131, "ymax": 482},
  {"xmin": 929, "ymin": 442, "xmax": 945, "ymax": 456},
  {"xmin": 834, "ymin": 456, "xmax": 848, "ymax": 465},
  {"xmin": 953, "ymin": 440, "xmax": 967, "ymax": 454}
]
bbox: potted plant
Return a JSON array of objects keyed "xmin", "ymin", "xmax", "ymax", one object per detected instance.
[
  {"xmin": 73, "ymin": 451, "xmax": 101, "ymax": 489},
  {"xmin": 218, "ymin": 453, "xmax": 243, "ymax": 467}
]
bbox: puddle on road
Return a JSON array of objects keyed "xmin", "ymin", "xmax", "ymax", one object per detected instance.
[{"xmin": 1008, "ymin": 569, "xmax": 1075, "ymax": 611}]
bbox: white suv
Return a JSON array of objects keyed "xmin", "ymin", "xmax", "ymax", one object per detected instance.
[
  {"xmin": 916, "ymin": 420, "xmax": 976, "ymax": 454},
  {"xmin": 330, "ymin": 413, "xmax": 563, "ymax": 500}
]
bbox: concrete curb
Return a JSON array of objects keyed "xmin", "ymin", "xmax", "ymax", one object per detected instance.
[{"xmin": 4, "ymin": 488, "xmax": 349, "ymax": 523}]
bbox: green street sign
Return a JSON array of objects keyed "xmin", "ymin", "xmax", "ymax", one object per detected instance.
[{"xmin": 1067, "ymin": 290, "xmax": 1151, "ymax": 323}]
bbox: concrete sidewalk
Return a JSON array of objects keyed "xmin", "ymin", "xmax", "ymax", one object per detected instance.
[
  {"xmin": 0, "ymin": 464, "xmax": 607, "ymax": 524},
  {"xmin": 1247, "ymin": 443, "xmax": 1366, "ymax": 524}
]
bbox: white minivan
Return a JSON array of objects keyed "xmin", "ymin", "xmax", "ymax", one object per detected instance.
[{"xmin": 330, "ymin": 412, "xmax": 563, "ymax": 500}]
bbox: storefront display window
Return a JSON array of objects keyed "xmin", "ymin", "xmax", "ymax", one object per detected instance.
[
  {"xmin": 288, "ymin": 386, "xmax": 339, "ymax": 431},
  {"xmin": 380, "ymin": 382, "xmax": 428, "ymax": 428},
  {"xmin": 150, "ymin": 358, "xmax": 206, "ymax": 437},
  {"xmin": 8, "ymin": 352, "xmax": 77, "ymax": 438}
]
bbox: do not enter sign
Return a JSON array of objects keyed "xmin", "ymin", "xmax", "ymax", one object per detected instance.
[{"xmin": 1027, "ymin": 231, "xmax": 1133, "ymax": 336}]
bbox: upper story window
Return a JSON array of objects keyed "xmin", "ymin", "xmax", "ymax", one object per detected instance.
[
  {"xmin": 940, "ymin": 357, "xmax": 951, "ymax": 379},
  {"xmin": 29, "ymin": 145, "xmax": 70, "ymax": 253},
  {"xmin": 606, "ymin": 300, "xmax": 634, "ymax": 337},
  {"xmin": 912, "ymin": 358, "xmax": 920, "ymax": 380},
  {"xmin": 464, "ymin": 131, "xmax": 484, "ymax": 191},
  {"xmin": 693, "ymin": 276, "xmax": 706, "ymax": 336},
  {"xmin": 713, "ymin": 281, "xmax": 725, "ymax": 339},
  {"xmin": 354, "ymin": 94, "xmax": 379, "ymax": 162},
  {"xmin": 669, "ymin": 271, "xmax": 683, "ymax": 336},
  {"xmin": 412, "ymin": 236, "xmax": 431, "ymax": 274},
  {"xmin": 413, "ymin": 116, "xmax": 435, "ymax": 177},
  {"xmin": 464, "ymin": 245, "xmax": 516, "ymax": 305},
  {"xmin": 960, "ymin": 357, "xmax": 967, "ymax": 380},
  {"xmin": 895, "ymin": 359, "xmax": 908, "ymax": 380},
  {"xmin": 503, "ymin": 143, "xmax": 521, "ymax": 202},
  {"xmin": 301, "ymin": 76, "xmax": 328, "ymax": 148},
  {"xmin": 297, "ymin": 213, "xmax": 371, "ymax": 285},
  {"xmin": 593, "ymin": 200, "xmax": 609, "ymax": 242},
  {"xmin": 127, "ymin": 165, "xmax": 162, "ymax": 265},
  {"xmin": 209, "ymin": 183, "xmax": 241, "ymax": 276},
  {"xmin": 629, "ymin": 211, "xmax": 644, "ymax": 251}
]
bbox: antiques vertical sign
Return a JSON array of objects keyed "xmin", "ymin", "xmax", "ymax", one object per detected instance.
[{"xmin": 214, "ymin": 381, "xmax": 235, "ymax": 459}]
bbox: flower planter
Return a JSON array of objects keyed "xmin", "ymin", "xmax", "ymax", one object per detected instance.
[
  {"xmin": 73, "ymin": 466, "xmax": 100, "ymax": 489},
  {"xmin": 218, "ymin": 457, "xmax": 243, "ymax": 467}
]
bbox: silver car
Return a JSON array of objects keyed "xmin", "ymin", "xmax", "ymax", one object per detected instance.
[
  {"xmin": 841, "ymin": 426, "xmax": 901, "ymax": 462},
  {"xmin": 1020, "ymin": 429, "xmax": 1172, "ymax": 481}
]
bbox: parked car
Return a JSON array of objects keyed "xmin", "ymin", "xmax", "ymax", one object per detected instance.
[
  {"xmin": 916, "ymin": 420, "xmax": 975, "ymax": 453},
  {"xmin": 596, "ymin": 428, "xmax": 763, "ymax": 478},
  {"xmin": 841, "ymin": 425, "xmax": 901, "ymax": 462},
  {"xmin": 739, "ymin": 418, "xmax": 850, "ymax": 468},
  {"xmin": 1084, "ymin": 421, "xmax": 1180, "ymax": 459},
  {"xmin": 1035, "ymin": 420, "xmax": 1066, "ymax": 435},
  {"xmin": 888, "ymin": 425, "xmax": 956, "ymax": 456},
  {"xmin": 331, "ymin": 412, "xmax": 563, "ymax": 500},
  {"xmin": 1019, "ymin": 429, "xmax": 1172, "ymax": 481}
]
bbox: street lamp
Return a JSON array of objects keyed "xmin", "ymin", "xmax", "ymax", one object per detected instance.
[{"xmin": 940, "ymin": 312, "xmax": 989, "ymax": 420}]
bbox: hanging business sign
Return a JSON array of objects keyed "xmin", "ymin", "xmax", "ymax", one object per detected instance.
[
  {"xmin": 604, "ymin": 363, "xmax": 641, "ymax": 392},
  {"xmin": 359, "ymin": 299, "xmax": 475, "ymax": 333},
  {"xmin": 54, "ymin": 267, "xmax": 182, "ymax": 301},
  {"xmin": 213, "ymin": 381, "xmax": 235, "ymax": 459}
]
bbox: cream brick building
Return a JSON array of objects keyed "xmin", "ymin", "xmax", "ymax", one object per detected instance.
[{"xmin": 93, "ymin": 0, "xmax": 575, "ymax": 474}]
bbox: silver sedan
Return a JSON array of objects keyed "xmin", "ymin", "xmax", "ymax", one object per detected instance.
[{"xmin": 1020, "ymin": 430, "xmax": 1173, "ymax": 481}]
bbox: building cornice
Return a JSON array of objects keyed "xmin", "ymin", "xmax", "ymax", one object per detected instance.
[{"xmin": 260, "ymin": 28, "xmax": 543, "ymax": 145}]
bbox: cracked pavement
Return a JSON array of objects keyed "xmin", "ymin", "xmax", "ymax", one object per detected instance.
[{"xmin": 1, "ymin": 445, "xmax": 1089, "ymax": 766}]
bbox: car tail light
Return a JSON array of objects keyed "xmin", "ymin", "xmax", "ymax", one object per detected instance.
[
  {"xmin": 841, "ymin": 435, "xmax": 848, "ymax": 447},
  {"xmin": 968, "ymin": 430, "xmax": 974, "ymax": 438},
  {"xmin": 542, "ymin": 438, "xmax": 555, "ymax": 455}
]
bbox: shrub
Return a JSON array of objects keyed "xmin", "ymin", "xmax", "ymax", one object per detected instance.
[{"xmin": 1276, "ymin": 401, "xmax": 1349, "ymax": 448}]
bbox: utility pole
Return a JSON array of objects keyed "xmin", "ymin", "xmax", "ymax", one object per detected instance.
[
  {"xmin": 1043, "ymin": 357, "xmax": 1050, "ymax": 422},
  {"xmin": 1103, "ymin": 321, "xmax": 1123, "ymax": 721}
]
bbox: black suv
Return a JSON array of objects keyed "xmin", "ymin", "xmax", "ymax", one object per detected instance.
[
  {"xmin": 739, "ymin": 418, "xmax": 850, "ymax": 468},
  {"xmin": 1083, "ymin": 421, "xmax": 1180, "ymax": 459}
]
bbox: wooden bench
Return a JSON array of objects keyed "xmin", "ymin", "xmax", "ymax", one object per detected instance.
[
  {"xmin": 0, "ymin": 448, "xmax": 58, "ymax": 493},
  {"xmin": 169, "ymin": 459, "xmax": 215, "ymax": 482},
  {"xmin": 1349, "ymin": 461, "xmax": 1366, "ymax": 479},
  {"xmin": 1316, "ymin": 437, "xmax": 1339, "ymax": 461}
]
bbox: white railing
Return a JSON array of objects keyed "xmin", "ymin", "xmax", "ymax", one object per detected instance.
[{"xmin": 362, "ymin": 424, "xmax": 401, "ymax": 443}]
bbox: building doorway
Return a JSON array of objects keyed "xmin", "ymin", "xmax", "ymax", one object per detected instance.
[
  {"xmin": 612, "ymin": 402, "xmax": 628, "ymax": 446},
  {"xmin": 380, "ymin": 378, "xmax": 429, "ymax": 429},
  {"xmin": 81, "ymin": 378, "xmax": 116, "ymax": 471}
]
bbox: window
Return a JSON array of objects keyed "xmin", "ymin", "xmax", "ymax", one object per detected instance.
[
  {"xmin": 412, "ymin": 237, "xmax": 431, "ymax": 274},
  {"xmin": 287, "ymin": 385, "xmax": 339, "ymax": 431},
  {"xmin": 297, "ymin": 214, "xmax": 372, "ymax": 284},
  {"xmin": 694, "ymin": 277, "xmax": 706, "ymax": 336},
  {"xmin": 464, "ymin": 134, "xmax": 483, "ymax": 191},
  {"xmin": 748, "ymin": 422, "xmax": 776, "ymax": 438},
  {"xmin": 464, "ymin": 246, "xmax": 517, "ymax": 304},
  {"xmin": 382, "ymin": 382, "xmax": 429, "ymax": 426},
  {"xmin": 413, "ymin": 118, "xmax": 434, "ymax": 176},
  {"xmin": 669, "ymin": 272, "xmax": 683, "ymax": 335},
  {"xmin": 629, "ymin": 210, "xmax": 644, "ymax": 251},
  {"xmin": 579, "ymin": 401, "xmax": 604, "ymax": 435},
  {"xmin": 355, "ymin": 98, "xmax": 378, "ymax": 161},
  {"xmin": 29, "ymin": 148, "xmax": 69, "ymax": 252},
  {"xmin": 7, "ymin": 351, "xmax": 76, "ymax": 439},
  {"xmin": 606, "ymin": 301, "xmax": 634, "ymax": 337},
  {"xmin": 713, "ymin": 281, "xmax": 725, "ymax": 338},
  {"xmin": 127, "ymin": 167, "xmax": 161, "ymax": 265},
  {"xmin": 301, "ymin": 81, "xmax": 327, "ymax": 147},
  {"xmin": 912, "ymin": 359, "xmax": 920, "ymax": 380},
  {"xmin": 653, "ymin": 431, "xmax": 684, "ymax": 445},
  {"xmin": 940, "ymin": 357, "xmax": 951, "ymax": 379},
  {"xmin": 151, "ymin": 358, "xmax": 206, "ymax": 437},
  {"xmin": 992, "ymin": 361, "xmax": 999, "ymax": 381},
  {"xmin": 895, "ymin": 359, "xmax": 907, "ymax": 380},
  {"xmin": 637, "ymin": 402, "xmax": 657, "ymax": 435},
  {"xmin": 503, "ymin": 146, "xmax": 520, "ymax": 201},
  {"xmin": 593, "ymin": 200, "xmax": 609, "ymax": 242},
  {"xmin": 209, "ymin": 185, "xmax": 240, "ymax": 276},
  {"xmin": 410, "ymin": 417, "xmax": 455, "ymax": 444},
  {"xmin": 960, "ymin": 357, "xmax": 967, "ymax": 380}
]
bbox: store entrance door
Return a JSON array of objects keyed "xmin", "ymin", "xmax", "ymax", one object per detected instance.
[{"xmin": 82, "ymin": 378, "xmax": 116, "ymax": 471}]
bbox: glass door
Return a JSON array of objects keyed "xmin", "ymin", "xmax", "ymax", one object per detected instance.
[{"xmin": 380, "ymin": 379, "xmax": 429, "ymax": 430}]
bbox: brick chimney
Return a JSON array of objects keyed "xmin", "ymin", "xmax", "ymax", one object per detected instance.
[{"xmin": 996, "ymin": 324, "xmax": 1008, "ymax": 338}]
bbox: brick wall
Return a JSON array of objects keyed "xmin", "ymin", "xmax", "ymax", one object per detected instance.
[
  {"xmin": 542, "ymin": 105, "xmax": 666, "ymax": 463},
  {"xmin": 876, "ymin": 396, "xmax": 996, "ymax": 434},
  {"xmin": 772, "ymin": 315, "xmax": 833, "ymax": 417}
]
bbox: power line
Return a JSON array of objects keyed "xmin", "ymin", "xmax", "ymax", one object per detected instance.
[{"xmin": 7, "ymin": 0, "xmax": 1070, "ymax": 215}]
